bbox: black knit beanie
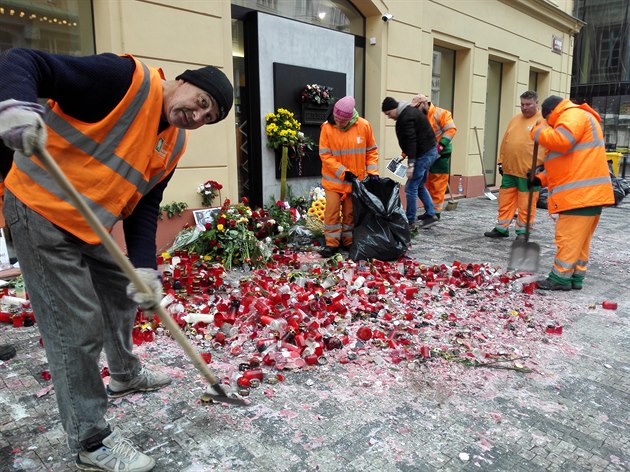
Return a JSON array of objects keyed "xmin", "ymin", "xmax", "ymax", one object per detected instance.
[
  {"xmin": 541, "ymin": 95, "xmax": 563, "ymax": 119},
  {"xmin": 176, "ymin": 66, "xmax": 233, "ymax": 123},
  {"xmin": 381, "ymin": 96, "xmax": 399, "ymax": 112}
]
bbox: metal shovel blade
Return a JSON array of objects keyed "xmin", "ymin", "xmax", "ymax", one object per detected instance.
[
  {"xmin": 508, "ymin": 239, "xmax": 540, "ymax": 273},
  {"xmin": 484, "ymin": 189, "xmax": 497, "ymax": 201}
]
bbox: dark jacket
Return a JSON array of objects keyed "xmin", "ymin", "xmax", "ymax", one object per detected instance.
[{"xmin": 395, "ymin": 104, "xmax": 436, "ymax": 165}]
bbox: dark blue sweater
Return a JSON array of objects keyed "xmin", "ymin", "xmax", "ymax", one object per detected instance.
[{"xmin": 0, "ymin": 48, "xmax": 173, "ymax": 269}]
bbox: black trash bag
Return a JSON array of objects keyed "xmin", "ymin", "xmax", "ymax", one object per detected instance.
[
  {"xmin": 349, "ymin": 177, "xmax": 410, "ymax": 261},
  {"xmin": 611, "ymin": 177, "xmax": 625, "ymax": 205},
  {"xmin": 608, "ymin": 162, "xmax": 625, "ymax": 206},
  {"xmin": 537, "ymin": 187, "xmax": 548, "ymax": 209}
]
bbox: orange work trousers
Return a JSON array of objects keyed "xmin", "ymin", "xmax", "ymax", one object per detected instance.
[
  {"xmin": 323, "ymin": 190, "xmax": 353, "ymax": 248},
  {"xmin": 426, "ymin": 172, "xmax": 449, "ymax": 214},
  {"xmin": 495, "ymin": 187, "xmax": 539, "ymax": 234},
  {"xmin": 551, "ymin": 214, "xmax": 600, "ymax": 281}
]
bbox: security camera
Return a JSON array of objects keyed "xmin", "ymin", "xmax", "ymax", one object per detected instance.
[{"xmin": 382, "ymin": 13, "xmax": 393, "ymax": 22}]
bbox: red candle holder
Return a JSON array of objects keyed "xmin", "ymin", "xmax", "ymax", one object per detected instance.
[{"xmin": 602, "ymin": 301, "xmax": 617, "ymax": 310}]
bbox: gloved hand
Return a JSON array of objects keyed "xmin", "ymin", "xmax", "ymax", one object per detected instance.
[
  {"xmin": 126, "ymin": 268, "xmax": 163, "ymax": 310},
  {"xmin": 369, "ymin": 175, "xmax": 379, "ymax": 182},
  {"xmin": 437, "ymin": 144, "xmax": 444, "ymax": 154},
  {"xmin": 0, "ymin": 99, "xmax": 47, "ymax": 155},
  {"xmin": 344, "ymin": 170, "xmax": 356, "ymax": 182},
  {"xmin": 526, "ymin": 169, "xmax": 542, "ymax": 189},
  {"xmin": 498, "ymin": 163, "xmax": 504, "ymax": 176}
]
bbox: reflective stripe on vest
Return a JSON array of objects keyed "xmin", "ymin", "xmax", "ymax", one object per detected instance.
[
  {"xmin": 9, "ymin": 57, "xmax": 187, "ymax": 243},
  {"xmin": 546, "ymin": 116, "xmax": 604, "ymax": 162},
  {"xmin": 430, "ymin": 108, "xmax": 455, "ymax": 141}
]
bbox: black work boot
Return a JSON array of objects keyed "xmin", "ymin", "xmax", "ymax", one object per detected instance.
[
  {"xmin": 536, "ymin": 278, "xmax": 572, "ymax": 291},
  {"xmin": 0, "ymin": 344, "xmax": 17, "ymax": 361},
  {"xmin": 484, "ymin": 228, "xmax": 508, "ymax": 238}
]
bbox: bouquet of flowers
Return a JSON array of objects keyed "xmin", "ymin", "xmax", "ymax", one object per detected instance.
[
  {"xmin": 265, "ymin": 108, "xmax": 314, "ymax": 200},
  {"xmin": 188, "ymin": 198, "xmax": 271, "ymax": 269},
  {"xmin": 251, "ymin": 200, "xmax": 300, "ymax": 248},
  {"xmin": 265, "ymin": 108, "xmax": 314, "ymax": 157},
  {"xmin": 301, "ymin": 84, "xmax": 334, "ymax": 106},
  {"xmin": 197, "ymin": 180, "xmax": 223, "ymax": 207}
]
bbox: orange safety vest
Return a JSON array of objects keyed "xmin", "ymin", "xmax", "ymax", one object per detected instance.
[
  {"xmin": 531, "ymin": 99, "xmax": 614, "ymax": 213},
  {"xmin": 6, "ymin": 56, "xmax": 188, "ymax": 244},
  {"xmin": 319, "ymin": 117, "xmax": 379, "ymax": 195},
  {"xmin": 499, "ymin": 110, "xmax": 545, "ymax": 178},
  {"xmin": 427, "ymin": 104, "xmax": 456, "ymax": 150}
]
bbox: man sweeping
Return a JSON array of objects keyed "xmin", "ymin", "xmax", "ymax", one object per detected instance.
[
  {"xmin": 529, "ymin": 95, "xmax": 614, "ymax": 291},
  {"xmin": 0, "ymin": 48, "xmax": 233, "ymax": 471}
]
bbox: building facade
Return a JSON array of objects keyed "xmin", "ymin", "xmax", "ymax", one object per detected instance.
[
  {"xmin": 571, "ymin": 0, "xmax": 630, "ymax": 158},
  {"xmin": 0, "ymin": 0, "xmax": 581, "ymax": 207}
]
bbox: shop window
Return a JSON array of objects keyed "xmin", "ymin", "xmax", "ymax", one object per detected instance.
[
  {"xmin": 0, "ymin": 1, "xmax": 94, "ymax": 55},
  {"xmin": 432, "ymin": 46, "xmax": 455, "ymax": 110}
]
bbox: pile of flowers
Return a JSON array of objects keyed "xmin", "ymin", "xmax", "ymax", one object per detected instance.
[
  {"xmin": 197, "ymin": 180, "xmax": 223, "ymax": 207},
  {"xmin": 300, "ymin": 83, "xmax": 334, "ymax": 106},
  {"xmin": 252, "ymin": 200, "xmax": 300, "ymax": 247},
  {"xmin": 186, "ymin": 198, "xmax": 270, "ymax": 270}
]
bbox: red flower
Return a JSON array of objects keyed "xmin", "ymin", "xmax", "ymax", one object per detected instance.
[
  {"xmin": 242, "ymin": 196, "xmax": 249, "ymax": 204},
  {"xmin": 204, "ymin": 222, "xmax": 212, "ymax": 230}
]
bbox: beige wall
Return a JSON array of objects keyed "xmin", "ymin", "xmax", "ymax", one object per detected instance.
[
  {"xmin": 369, "ymin": 0, "xmax": 581, "ymax": 192},
  {"xmin": 92, "ymin": 0, "xmax": 579, "ymax": 204},
  {"xmin": 92, "ymin": 0, "xmax": 236, "ymax": 208}
]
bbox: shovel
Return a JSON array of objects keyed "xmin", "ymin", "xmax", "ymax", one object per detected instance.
[
  {"xmin": 473, "ymin": 126, "xmax": 497, "ymax": 200},
  {"xmin": 33, "ymin": 144, "xmax": 247, "ymax": 407},
  {"xmin": 507, "ymin": 142, "xmax": 540, "ymax": 273},
  {"xmin": 445, "ymin": 183, "xmax": 458, "ymax": 211}
]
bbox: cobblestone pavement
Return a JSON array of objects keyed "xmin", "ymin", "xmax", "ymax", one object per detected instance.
[{"xmin": 1, "ymin": 196, "xmax": 629, "ymax": 471}]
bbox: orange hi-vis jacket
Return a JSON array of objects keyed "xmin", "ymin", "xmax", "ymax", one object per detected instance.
[
  {"xmin": 319, "ymin": 117, "xmax": 379, "ymax": 195},
  {"xmin": 531, "ymin": 99, "xmax": 614, "ymax": 214},
  {"xmin": 499, "ymin": 110, "xmax": 545, "ymax": 178},
  {"xmin": 427, "ymin": 103, "xmax": 456, "ymax": 152},
  {"xmin": 6, "ymin": 56, "xmax": 188, "ymax": 244}
]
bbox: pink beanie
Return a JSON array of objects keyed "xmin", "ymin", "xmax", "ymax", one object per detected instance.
[{"xmin": 333, "ymin": 96, "xmax": 355, "ymax": 121}]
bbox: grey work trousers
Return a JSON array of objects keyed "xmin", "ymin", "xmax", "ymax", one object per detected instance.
[{"xmin": 3, "ymin": 190, "xmax": 141, "ymax": 452}]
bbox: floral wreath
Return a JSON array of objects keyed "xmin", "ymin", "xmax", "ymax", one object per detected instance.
[{"xmin": 300, "ymin": 84, "xmax": 334, "ymax": 107}]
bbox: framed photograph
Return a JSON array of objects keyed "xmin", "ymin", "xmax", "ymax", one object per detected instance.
[{"xmin": 193, "ymin": 208, "xmax": 220, "ymax": 230}]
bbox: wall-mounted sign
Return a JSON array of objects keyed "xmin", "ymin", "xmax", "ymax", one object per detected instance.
[{"xmin": 552, "ymin": 36, "xmax": 563, "ymax": 54}]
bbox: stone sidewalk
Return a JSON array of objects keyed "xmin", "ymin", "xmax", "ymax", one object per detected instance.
[{"xmin": 0, "ymin": 195, "xmax": 628, "ymax": 471}]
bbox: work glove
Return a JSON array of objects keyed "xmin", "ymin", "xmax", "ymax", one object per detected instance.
[
  {"xmin": 498, "ymin": 163, "xmax": 504, "ymax": 176},
  {"xmin": 344, "ymin": 170, "xmax": 356, "ymax": 182},
  {"xmin": 437, "ymin": 143, "xmax": 444, "ymax": 155},
  {"xmin": 526, "ymin": 169, "xmax": 542, "ymax": 189},
  {"xmin": 126, "ymin": 268, "xmax": 163, "ymax": 310},
  {"xmin": 0, "ymin": 99, "xmax": 47, "ymax": 156}
]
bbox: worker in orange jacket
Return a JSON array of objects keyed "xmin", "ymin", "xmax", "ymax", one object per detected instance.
[
  {"xmin": 319, "ymin": 96, "xmax": 379, "ymax": 257},
  {"xmin": 411, "ymin": 94, "xmax": 457, "ymax": 218},
  {"xmin": 485, "ymin": 90, "xmax": 546, "ymax": 239},
  {"xmin": 0, "ymin": 48, "xmax": 233, "ymax": 471},
  {"xmin": 529, "ymin": 96, "xmax": 614, "ymax": 291}
]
